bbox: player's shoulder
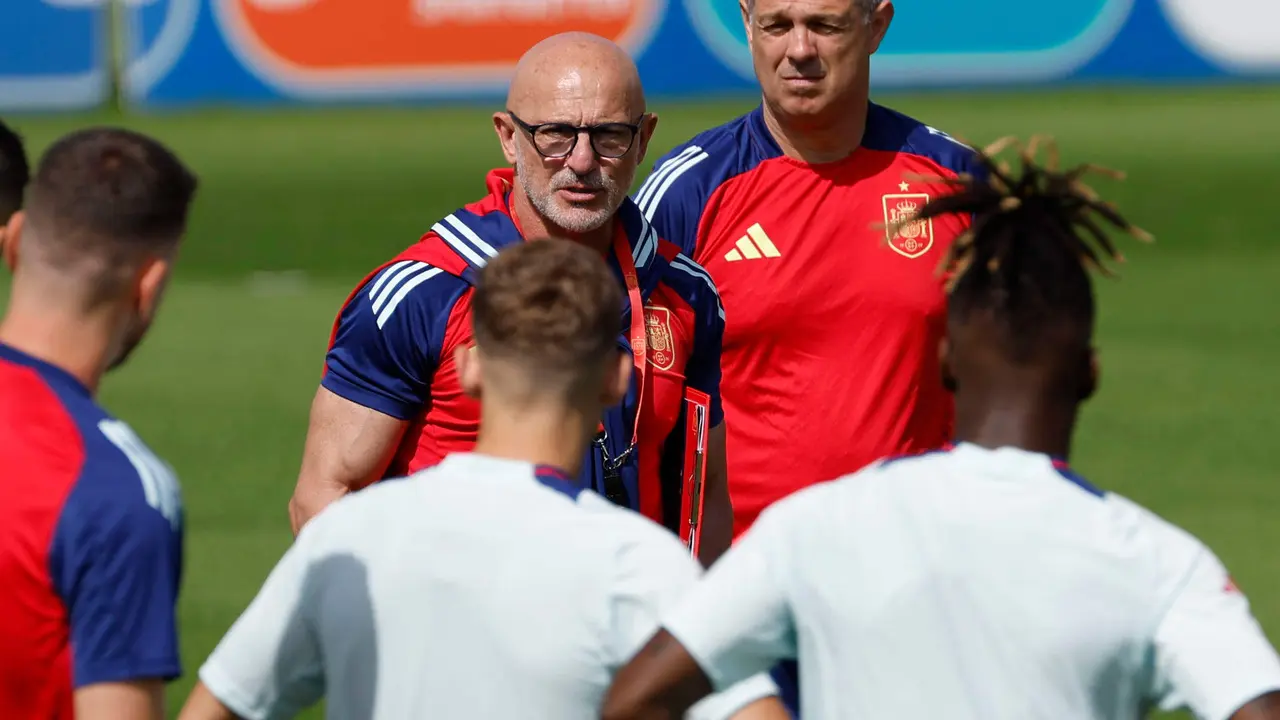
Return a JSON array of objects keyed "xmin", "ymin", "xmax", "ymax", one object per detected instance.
[
  {"xmin": 73, "ymin": 416, "xmax": 184, "ymax": 533},
  {"xmin": 592, "ymin": 497, "xmax": 702, "ymax": 588},
  {"xmin": 656, "ymin": 248, "xmax": 723, "ymax": 318},
  {"xmin": 754, "ymin": 449, "xmax": 954, "ymax": 528},
  {"xmin": 1098, "ymin": 490, "xmax": 1209, "ymax": 575},
  {"xmin": 0, "ymin": 346, "xmax": 179, "ymax": 529},
  {"xmin": 0, "ymin": 347, "xmax": 96, "ymax": 461},
  {"xmin": 862, "ymin": 101, "xmax": 984, "ymax": 178},
  {"xmin": 567, "ymin": 487, "xmax": 692, "ymax": 559},
  {"xmin": 341, "ymin": 253, "xmax": 472, "ymax": 334},
  {"xmin": 636, "ymin": 107, "xmax": 783, "ymax": 219}
]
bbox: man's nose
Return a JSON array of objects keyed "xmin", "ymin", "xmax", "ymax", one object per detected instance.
[
  {"xmin": 565, "ymin": 132, "xmax": 600, "ymax": 174},
  {"xmin": 786, "ymin": 28, "xmax": 819, "ymax": 65}
]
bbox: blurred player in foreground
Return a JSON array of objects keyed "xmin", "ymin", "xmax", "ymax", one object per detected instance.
[
  {"xmin": 603, "ymin": 139, "xmax": 1280, "ymax": 720},
  {"xmin": 291, "ymin": 32, "xmax": 735, "ymax": 563},
  {"xmin": 0, "ymin": 127, "xmax": 197, "ymax": 719},
  {"xmin": 180, "ymin": 240, "xmax": 782, "ymax": 720}
]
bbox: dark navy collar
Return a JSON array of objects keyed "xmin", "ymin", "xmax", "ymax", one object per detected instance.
[
  {"xmin": 534, "ymin": 463, "xmax": 583, "ymax": 500},
  {"xmin": 0, "ymin": 343, "xmax": 92, "ymax": 399}
]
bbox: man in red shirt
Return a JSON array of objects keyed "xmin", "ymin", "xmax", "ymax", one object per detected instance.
[
  {"xmin": 634, "ymin": 3, "xmax": 980, "ymax": 712},
  {"xmin": 0, "ymin": 126, "xmax": 197, "ymax": 720},
  {"xmin": 289, "ymin": 33, "xmax": 739, "ymax": 567},
  {"xmin": 636, "ymin": 0, "xmax": 980, "ymax": 537}
]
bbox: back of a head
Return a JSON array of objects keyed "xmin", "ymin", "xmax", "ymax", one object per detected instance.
[
  {"xmin": 0, "ymin": 119, "xmax": 29, "ymax": 220},
  {"xmin": 906, "ymin": 136, "xmax": 1152, "ymax": 368},
  {"xmin": 22, "ymin": 127, "xmax": 197, "ymax": 303},
  {"xmin": 472, "ymin": 238, "xmax": 623, "ymax": 401}
]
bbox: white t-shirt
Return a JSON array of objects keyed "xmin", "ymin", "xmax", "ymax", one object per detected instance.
[
  {"xmin": 663, "ymin": 443, "xmax": 1280, "ymax": 720},
  {"xmin": 198, "ymin": 453, "xmax": 775, "ymax": 720}
]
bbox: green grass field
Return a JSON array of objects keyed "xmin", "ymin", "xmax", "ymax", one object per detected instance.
[{"xmin": 4, "ymin": 85, "xmax": 1280, "ymax": 718}]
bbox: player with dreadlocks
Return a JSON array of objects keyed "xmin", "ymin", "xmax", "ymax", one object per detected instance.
[{"xmin": 603, "ymin": 137, "xmax": 1280, "ymax": 720}]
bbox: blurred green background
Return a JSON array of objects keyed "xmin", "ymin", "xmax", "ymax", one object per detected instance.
[{"xmin": 3, "ymin": 85, "xmax": 1278, "ymax": 718}]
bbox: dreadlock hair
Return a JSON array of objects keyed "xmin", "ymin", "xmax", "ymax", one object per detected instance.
[{"xmin": 892, "ymin": 135, "xmax": 1152, "ymax": 363}]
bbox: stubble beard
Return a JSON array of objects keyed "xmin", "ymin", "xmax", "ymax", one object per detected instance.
[{"xmin": 515, "ymin": 160, "xmax": 624, "ymax": 237}]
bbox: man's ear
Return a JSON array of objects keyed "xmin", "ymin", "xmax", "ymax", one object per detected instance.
[
  {"xmin": 492, "ymin": 112, "xmax": 520, "ymax": 166},
  {"xmin": 635, "ymin": 112, "xmax": 659, "ymax": 164},
  {"xmin": 2, "ymin": 211, "xmax": 25, "ymax": 273},
  {"xmin": 455, "ymin": 344, "xmax": 483, "ymax": 400},
  {"xmin": 739, "ymin": 0, "xmax": 753, "ymax": 41},
  {"xmin": 939, "ymin": 334, "xmax": 957, "ymax": 393},
  {"xmin": 134, "ymin": 256, "xmax": 171, "ymax": 325},
  {"xmin": 867, "ymin": 1, "xmax": 895, "ymax": 54},
  {"xmin": 1080, "ymin": 346, "xmax": 1099, "ymax": 402},
  {"xmin": 603, "ymin": 351, "xmax": 631, "ymax": 407}
]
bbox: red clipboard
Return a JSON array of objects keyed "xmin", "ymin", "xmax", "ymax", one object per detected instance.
[{"xmin": 679, "ymin": 388, "xmax": 711, "ymax": 558}]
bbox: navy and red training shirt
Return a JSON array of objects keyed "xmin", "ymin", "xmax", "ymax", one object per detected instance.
[
  {"xmin": 0, "ymin": 343, "xmax": 184, "ymax": 718},
  {"xmin": 636, "ymin": 102, "xmax": 984, "ymax": 537},
  {"xmin": 321, "ymin": 169, "xmax": 725, "ymax": 529}
]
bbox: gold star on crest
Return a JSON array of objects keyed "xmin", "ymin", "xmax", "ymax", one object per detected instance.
[{"xmin": 898, "ymin": 181, "xmax": 910, "ymax": 192}]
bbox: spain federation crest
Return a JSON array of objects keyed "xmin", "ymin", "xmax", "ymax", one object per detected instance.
[
  {"xmin": 882, "ymin": 192, "xmax": 935, "ymax": 259},
  {"xmin": 643, "ymin": 305, "xmax": 676, "ymax": 371}
]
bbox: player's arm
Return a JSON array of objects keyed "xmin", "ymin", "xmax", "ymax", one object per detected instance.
[
  {"xmin": 699, "ymin": 424, "xmax": 733, "ymax": 566},
  {"xmin": 1147, "ymin": 544, "xmax": 1280, "ymax": 720},
  {"xmin": 180, "ymin": 520, "xmax": 328, "ymax": 720},
  {"xmin": 675, "ymin": 253, "xmax": 732, "ymax": 566},
  {"xmin": 177, "ymin": 685, "xmax": 243, "ymax": 720},
  {"xmin": 76, "ymin": 682, "xmax": 167, "ymax": 720},
  {"xmin": 604, "ymin": 521, "xmax": 784, "ymax": 720},
  {"xmin": 603, "ymin": 507, "xmax": 796, "ymax": 719},
  {"xmin": 290, "ymin": 387, "xmax": 408, "ymax": 534},
  {"xmin": 290, "ymin": 264, "xmax": 447, "ymax": 534},
  {"xmin": 54, "ymin": 461, "xmax": 185, "ymax": 720},
  {"xmin": 1234, "ymin": 693, "xmax": 1280, "ymax": 720}
]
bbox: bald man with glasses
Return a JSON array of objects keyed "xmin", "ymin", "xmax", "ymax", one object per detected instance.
[{"xmin": 287, "ymin": 32, "xmax": 740, "ymax": 571}]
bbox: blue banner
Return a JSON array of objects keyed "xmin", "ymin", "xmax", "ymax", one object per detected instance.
[
  {"xmin": 0, "ymin": 0, "xmax": 109, "ymax": 112},
  {"xmin": 104, "ymin": 0, "xmax": 1280, "ymax": 108}
]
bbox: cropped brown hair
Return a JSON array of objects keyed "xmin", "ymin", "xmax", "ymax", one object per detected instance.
[
  {"xmin": 472, "ymin": 238, "xmax": 622, "ymax": 386},
  {"xmin": 24, "ymin": 127, "xmax": 197, "ymax": 303}
]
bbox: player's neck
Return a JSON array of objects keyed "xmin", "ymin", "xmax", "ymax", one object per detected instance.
[
  {"xmin": 761, "ymin": 97, "xmax": 867, "ymax": 164},
  {"xmin": 0, "ymin": 294, "xmax": 114, "ymax": 395},
  {"xmin": 952, "ymin": 387, "xmax": 1079, "ymax": 461},
  {"xmin": 510, "ymin": 189, "xmax": 613, "ymax": 255},
  {"xmin": 472, "ymin": 401, "xmax": 595, "ymax": 479}
]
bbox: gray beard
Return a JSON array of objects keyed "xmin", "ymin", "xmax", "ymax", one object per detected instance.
[{"xmin": 515, "ymin": 161, "xmax": 619, "ymax": 236}]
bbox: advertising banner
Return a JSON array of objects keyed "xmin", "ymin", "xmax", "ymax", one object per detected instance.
[
  {"xmin": 0, "ymin": 0, "xmax": 109, "ymax": 112},
  {"xmin": 107, "ymin": 0, "xmax": 1280, "ymax": 108}
]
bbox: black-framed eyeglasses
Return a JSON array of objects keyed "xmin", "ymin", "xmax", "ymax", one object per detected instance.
[{"xmin": 507, "ymin": 110, "xmax": 645, "ymax": 159}]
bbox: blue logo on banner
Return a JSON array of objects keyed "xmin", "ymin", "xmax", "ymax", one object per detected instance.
[
  {"xmin": 684, "ymin": 0, "xmax": 1136, "ymax": 85},
  {"xmin": 0, "ymin": 0, "xmax": 109, "ymax": 111},
  {"xmin": 122, "ymin": 0, "xmax": 201, "ymax": 102}
]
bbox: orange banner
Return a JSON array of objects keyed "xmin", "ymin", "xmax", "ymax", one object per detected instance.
[{"xmin": 223, "ymin": 0, "xmax": 658, "ymax": 72}]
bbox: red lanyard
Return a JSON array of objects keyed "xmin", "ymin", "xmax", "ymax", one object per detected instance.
[
  {"xmin": 598, "ymin": 231, "xmax": 647, "ymax": 461},
  {"xmin": 617, "ymin": 231, "xmax": 647, "ymax": 447}
]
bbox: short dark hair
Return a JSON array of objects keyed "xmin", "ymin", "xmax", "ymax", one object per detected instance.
[
  {"xmin": 0, "ymin": 118, "xmax": 29, "ymax": 219},
  {"xmin": 472, "ymin": 238, "xmax": 622, "ymax": 389},
  {"xmin": 898, "ymin": 135, "xmax": 1151, "ymax": 361},
  {"xmin": 24, "ymin": 127, "xmax": 197, "ymax": 299}
]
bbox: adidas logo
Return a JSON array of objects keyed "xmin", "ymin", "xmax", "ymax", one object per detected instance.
[{"xmin": 724, "ymin": 223, "xmax": 780, "ymax": 262}]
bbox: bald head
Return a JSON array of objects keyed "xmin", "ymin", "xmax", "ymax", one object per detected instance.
[
  {"xmin": 507, "ymin": 32, "xmax": 646, "ymax": 122},
  {"xmin": 495, "ymin": 32, "xmax": 658, "ymax": 242}
]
